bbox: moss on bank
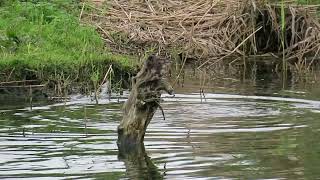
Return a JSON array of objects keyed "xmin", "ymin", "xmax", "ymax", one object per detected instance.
[{"xmin": 0, "ymin": 1, "xmax": 137, "ymax": 96}]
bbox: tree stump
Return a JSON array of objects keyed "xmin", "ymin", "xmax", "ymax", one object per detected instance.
[{"xmin": 117, "ymin": 55, "xmax": 173, "ymax": 147}]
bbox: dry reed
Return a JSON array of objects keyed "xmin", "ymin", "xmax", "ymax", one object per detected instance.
[{"xmin": 83, "ymin": 0, "xmax": 320, "ymax": 70}]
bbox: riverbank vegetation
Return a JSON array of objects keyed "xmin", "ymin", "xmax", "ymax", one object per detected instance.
[
  {"xmin": 1, "ymin": 0, "xmax": 319, "ymax": 99},
  {"xmin": 83, "ymin": 0, "xmax": 320, "ymax": 82},
  {"xmin": 0, "ymin": 0, "xmax": 138, "ymax": 98}
]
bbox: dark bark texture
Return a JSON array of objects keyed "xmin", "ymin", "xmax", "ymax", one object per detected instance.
[{"xmin": 117, "ymin": 55, "xmax": 173, "ymax": 146}]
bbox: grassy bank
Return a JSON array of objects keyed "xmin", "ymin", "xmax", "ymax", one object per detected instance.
[{"xmin": 0, "ymin": 1, "xmax": 137, "ymax": 97}]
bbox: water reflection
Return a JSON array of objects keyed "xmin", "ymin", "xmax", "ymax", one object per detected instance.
[
  {"xmin": 118, "ymin": 143, "xmax": 163, "ymax": 180},
  {"xmin": 1, "ymin": 90, "xmax": 320, "ymax": 179}
]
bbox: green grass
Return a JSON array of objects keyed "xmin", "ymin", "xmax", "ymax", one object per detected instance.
[
  {"xmin": 0, "ymin": 1, "xmax": 137, "ymax": 84},
  {"xmin": 297, "ymin": 0, "xmax": 320, "ymax": 17},
  {"xmin": 296, "ymin": 0, "xmax": 320, "ymax": 4}
]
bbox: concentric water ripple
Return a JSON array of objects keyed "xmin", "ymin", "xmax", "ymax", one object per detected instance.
[{"xmin": 1, "ymin": 93, "xmax": 320, "ymax": 179}]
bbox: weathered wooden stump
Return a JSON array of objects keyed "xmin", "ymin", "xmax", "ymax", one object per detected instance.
[{"xmin": 117, "ymin": 55, "xmax": 173, "ymax": 147}]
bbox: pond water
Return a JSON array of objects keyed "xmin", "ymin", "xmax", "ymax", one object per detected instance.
[{"xmin": 1, "ymin": 76, "xmax": 320, "ymax": 179}]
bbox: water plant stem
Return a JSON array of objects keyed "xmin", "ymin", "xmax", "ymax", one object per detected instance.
[{"xmin": 281, "ymin": 0, "xmax": 287, "ymax": 88}]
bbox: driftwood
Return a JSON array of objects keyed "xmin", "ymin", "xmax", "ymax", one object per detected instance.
[{"xmin": 117, "ymin": 55, "xmax": 173, "ymax": 147}]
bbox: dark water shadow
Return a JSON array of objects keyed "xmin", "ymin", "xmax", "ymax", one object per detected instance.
[{"xmin": 118, "ymin": 143, "xmax": 163, "ymax": 180}]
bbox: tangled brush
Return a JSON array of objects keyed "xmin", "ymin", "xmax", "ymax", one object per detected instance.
[{"xmin": 83, "ymin": 0, "xmax": 320, "ymax": 69}]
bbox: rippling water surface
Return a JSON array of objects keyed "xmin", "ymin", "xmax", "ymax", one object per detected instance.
[{"xmin": 1, "ymin": 85, "xmax": 320, "ymax": 179}]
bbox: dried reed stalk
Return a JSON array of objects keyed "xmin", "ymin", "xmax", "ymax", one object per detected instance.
[{"xmin": 83, "ymin": 0, "xmax": 320, "ymax": 69}]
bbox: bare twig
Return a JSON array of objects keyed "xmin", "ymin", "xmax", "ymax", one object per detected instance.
[{"xmin": 79, "ymin": 2, "xmax": 85, "ymax": 21}]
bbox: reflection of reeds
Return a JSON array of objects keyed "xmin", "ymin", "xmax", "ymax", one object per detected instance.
[
  {"xmin": 29, "ymin": 85, "xmax": 33, "ymax": 111},
  {"xmin": 92, "ymin": 64, "xmax": 114, "ymax": 104},
  {"xmin": 281, "ymin": 0, "xmax": 287, "ymax": 88},
  {"xmin": 84, "ymin": 105, "xmax": 88, "ymax": 137},
  {"xmin": 90, "ymin": 67, "xmax": 100, "ymax": 104}
]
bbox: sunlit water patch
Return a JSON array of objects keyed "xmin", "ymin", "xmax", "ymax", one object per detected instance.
[{"xmin": 1, "ymin": 93, "xmax": 320, "ymax": 179}]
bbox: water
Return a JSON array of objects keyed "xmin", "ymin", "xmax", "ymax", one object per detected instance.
[{"xmin": 1, "ymin": 79, "xmax": 320, "ymax": 179}]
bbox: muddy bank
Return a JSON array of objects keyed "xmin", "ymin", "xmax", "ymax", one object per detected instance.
[{"xmin": 2, "ymin": 1, "xmax": 320, "ymax": 101}]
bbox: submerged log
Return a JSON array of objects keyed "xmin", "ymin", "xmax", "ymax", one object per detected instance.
[{"xmin": 117, "ymin": 55, "xmax": 173, "ymax": 146}]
